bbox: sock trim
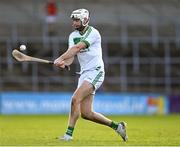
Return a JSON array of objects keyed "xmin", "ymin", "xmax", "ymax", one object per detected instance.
[
  {"xmin": 110, "ymin": 121, "xmax": 118, "ymax": 130},
  {"xmin": 66, "ymin": 126, "xmax": 74, "ymax": 136}
]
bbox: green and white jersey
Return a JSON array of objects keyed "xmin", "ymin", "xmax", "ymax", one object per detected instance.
[{"xmin": 68, "ymin": 26, "xmax": 104, "ymax": 73}]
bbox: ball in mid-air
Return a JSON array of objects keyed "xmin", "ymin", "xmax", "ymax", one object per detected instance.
[{"xmin": 20, "ymin": 45, "xmax": 26, "ymax": 51}]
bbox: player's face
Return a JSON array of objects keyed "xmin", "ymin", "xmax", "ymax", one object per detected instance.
[{"xmin": 72, "ymin": 18, "xmax": 84, "ymax": 31}]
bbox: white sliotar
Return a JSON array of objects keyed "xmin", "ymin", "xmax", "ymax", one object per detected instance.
[{"xmin": 20, "ymin": 45, "xmax": 26, "ymax": 51}]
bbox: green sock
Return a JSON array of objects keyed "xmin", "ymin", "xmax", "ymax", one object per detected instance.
[
  {"xmin": 110, "ymin": 121, "xmax": 118, "ymax": 130},
  {"xmin": 66, "ymin": 126, "xmax": 74, "ymax": 136}
]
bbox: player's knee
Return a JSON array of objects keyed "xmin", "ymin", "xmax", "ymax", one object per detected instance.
[
  {"xmin": 81, "ymin": 111, "xmax": 93, "ymax": 120},
  {"xmin": 71, "ymin": 97, "xmax": 80, "ymax": 107},
  {"xmin": 81, "ymin": 113, "xmax": 87, "ymax": 119}
]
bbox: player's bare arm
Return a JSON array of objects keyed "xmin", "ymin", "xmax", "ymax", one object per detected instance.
[
  {"xmin": 54, "ymin": 41, "xmax": 86, "ymax": 68},
  {"xmin": 64, "ymin": 57, "xmax": 74, "ymax": 66}
]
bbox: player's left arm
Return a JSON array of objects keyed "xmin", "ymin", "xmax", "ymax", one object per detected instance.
[
  {"xmin": 61, "ymin": 42, "xmax": 87, "ymax": 59},
  {"xmin": 54, "ymin": 42, "xmax": 87, "ymax": 68}
]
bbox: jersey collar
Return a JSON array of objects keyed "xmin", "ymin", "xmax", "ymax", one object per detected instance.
[{"xmin": 79, "ymin": 25, "xmax": 90, "ymax": 35}]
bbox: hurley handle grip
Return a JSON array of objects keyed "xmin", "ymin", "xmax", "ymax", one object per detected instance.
[{"xmin": 49, "ymin": 61, "xmax": 70, "ymax": 71}]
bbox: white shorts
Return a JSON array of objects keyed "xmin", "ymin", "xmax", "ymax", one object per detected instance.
[{"xmin": 77, "ymin": 68, "xmax": 105, "ymax": 94}]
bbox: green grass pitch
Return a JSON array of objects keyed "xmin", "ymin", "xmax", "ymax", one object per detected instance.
[{"xmin": 0, "ymin": 114, "xmax": 180, "ymax": 146}]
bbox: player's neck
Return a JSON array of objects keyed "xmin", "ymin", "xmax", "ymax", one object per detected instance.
[{"xmin": 79, "ymin": 25, "xmax": 89, "ymax": 35}]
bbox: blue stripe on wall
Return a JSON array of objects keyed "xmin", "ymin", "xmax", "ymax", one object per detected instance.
[{"xmin": 0, "ymin": 92, "xmax": 169, "ymax": 115}]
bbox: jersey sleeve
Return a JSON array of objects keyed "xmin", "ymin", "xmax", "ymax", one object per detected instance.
[
  {"xmin": 68, "ymin": 33, "xmax": 74, "ymax": 48},
  {"xmin": 81, "ymin": 28, "xmax": 100, "ymax": 48}
]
